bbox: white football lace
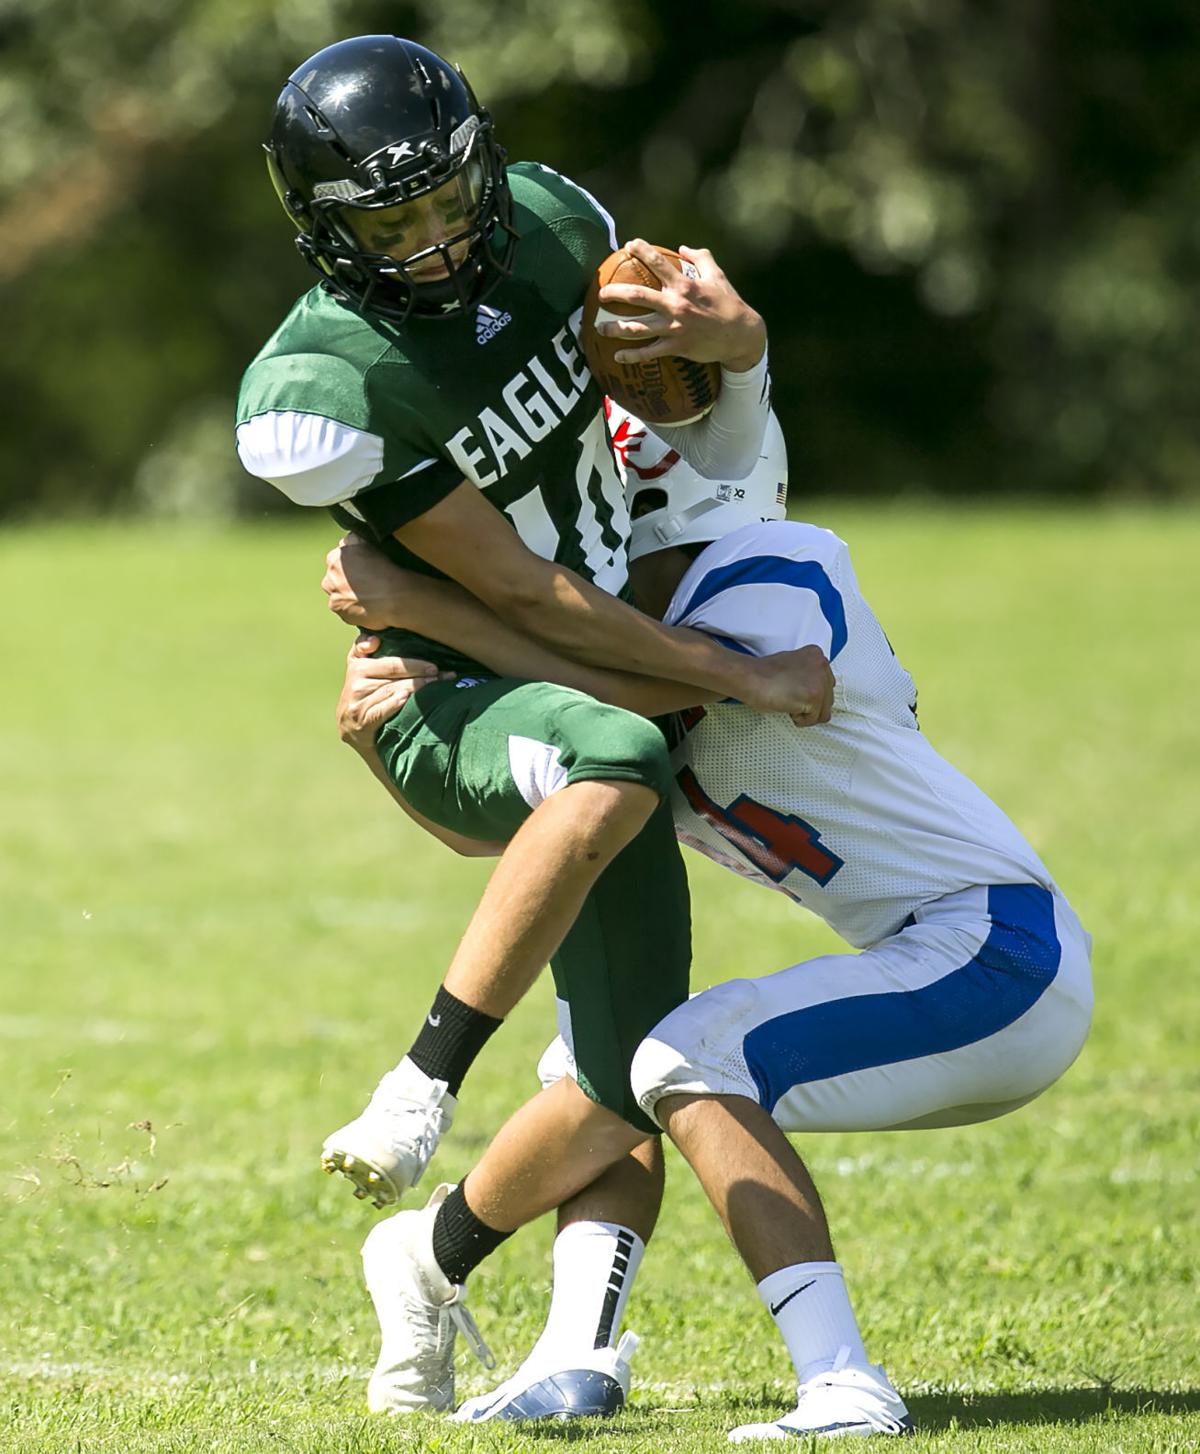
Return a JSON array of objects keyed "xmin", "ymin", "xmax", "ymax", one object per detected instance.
[
  {"xmin": 371, "ymin": 1092, "xmax": 446, "ymax": 1159},
  {"xmin": 386, "ymin": 1106, "xmax": 441, "ymax": 1152},
  {"xmin": 449, "ymin": 1303, "xmax": 495, "ymax": 1369}
]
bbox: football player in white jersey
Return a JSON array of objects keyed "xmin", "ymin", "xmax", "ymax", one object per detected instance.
[{"xmin": 331, "ymin": 407, "xmax": 1093, "ymax": 1440}]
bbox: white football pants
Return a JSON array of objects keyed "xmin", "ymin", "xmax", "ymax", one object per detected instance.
[{"xmin": 541, "ymin": 883, "xmax": 1092, "ymax": 1135}]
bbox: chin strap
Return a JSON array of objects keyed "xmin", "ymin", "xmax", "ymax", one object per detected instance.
[{"xmin": 650, "ymin": 496, "xmax": 727, "ymax": 546}]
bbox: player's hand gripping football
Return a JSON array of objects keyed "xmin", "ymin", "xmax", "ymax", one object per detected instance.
[
  {"xmin": 322, "ymin": 534, "xmax": 410, "ymax": 630},
  {"xmin": 740, "ymin": 645, "xmax": 835, "ymax": 727},
  {"xmin": 596, "ymin": 239, "xmax": 766, "ymax": 373},
  {"xmin": 336, "ymin": 634, "xmax": 451, "ymax": 751}
]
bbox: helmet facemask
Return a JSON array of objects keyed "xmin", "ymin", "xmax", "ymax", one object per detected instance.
[
  {"xmin": 335, "ymin": 159, "xmax": 482, "ymax": 260},
  {"xmin": 312, "ymin": 126, "xmax": 513, "ymax": 320}
]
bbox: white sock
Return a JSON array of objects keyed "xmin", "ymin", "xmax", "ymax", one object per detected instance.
[
  {"xmin": 526, "ymin": 1221, "xmax": 645, "ymax": 1364},
  {"xmin": 756, "ymin": 1261, "xmax": 869, "ymax": 1384}
]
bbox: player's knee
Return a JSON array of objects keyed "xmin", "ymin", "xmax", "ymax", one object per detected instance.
[
  {"xmin": 618, "ymin": 713, "xmax": 672, "ymax": 792},
  {"xmin": 630, "ymin": 979, "xmax": 762, "ymax": 1127},
  {"xmin": 568, "ymin": 704, "xmax": 673, "ymax": 802},
  {"xmin": 629, "ymin": 1035, "xmax": 683, "ymax": 1127},
  {"xmin": 601, "ymin": 713, "xmax": 671, "ymax": 800},
  {"xmin": 630, "ymin": 1029, "xmax": 732, "ymax": 1129}
]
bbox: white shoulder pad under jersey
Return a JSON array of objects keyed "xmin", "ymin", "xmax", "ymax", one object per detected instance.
[
  {"xmin": 667, "ymin": 520, "xmax": 853, "ymax": 663},
  {"xmin": 663, "ymin": 520, "xmax": 1053, "ymax": 948}
]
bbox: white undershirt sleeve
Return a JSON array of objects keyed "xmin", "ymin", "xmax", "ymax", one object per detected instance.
[
  {"xmin": 236, "ymin": 411, "xmax": 386, "ymax": 507},
  {"xmin": 653, "ymin": 350, "xmax": 771, "ymax": 482}
]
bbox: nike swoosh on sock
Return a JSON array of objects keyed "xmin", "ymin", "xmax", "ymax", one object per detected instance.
[{"xmin": 769, "ymin": 1279, "xmax": 816, "ymax": 1316}]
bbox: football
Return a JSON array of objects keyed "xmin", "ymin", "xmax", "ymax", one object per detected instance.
[{"xmin": 581, "ymin": 246, "xmax": 722, "ymax": 425}]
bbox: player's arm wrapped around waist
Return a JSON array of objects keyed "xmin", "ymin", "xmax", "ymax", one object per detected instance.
[{"xmin": 367, "ymin": 570, "xmax": 721, "ymax": 717}]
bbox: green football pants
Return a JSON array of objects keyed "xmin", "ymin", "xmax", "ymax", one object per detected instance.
[{"xmin": 375, "ymin": 676, "xmax": 691, "ymax": 1132}]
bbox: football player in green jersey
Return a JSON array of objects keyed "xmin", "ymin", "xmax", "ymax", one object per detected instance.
[{"xmin": 236, "ymin": 33, "xmax": 833, "ymax": 1409}]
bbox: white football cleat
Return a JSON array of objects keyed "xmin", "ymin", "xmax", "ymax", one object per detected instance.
[
  {"xmin": 321, "ymin": 1056, "xmax": 456, "ymax": 1207},
  {"xmin": 728, "ymin": 1349, "xmax": 913, "ymax": 1441},
  {"xmin": 362, "ymin": 1183, "xmax": 494, "ymax": 1415},
  {"xmin": 451, "ymin": 1331, "xmax": 638, "ymax": 1423}
]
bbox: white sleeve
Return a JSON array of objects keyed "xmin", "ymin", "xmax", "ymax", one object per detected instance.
[
  {"xmin": 236, "ymin": 410, "xmax": 385, "ymax": 507},
  {"xmin": 653, "ymin": 351, "xmax": 771, "ymax": 481},
  {"xmin": 671, "ymin": 526, "xmax": 850, "ymax": 661}
]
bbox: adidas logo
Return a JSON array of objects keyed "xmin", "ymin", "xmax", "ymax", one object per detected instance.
[{"xmin": 475, "ymin": 303, "xmax": 513, "ymax": 345}]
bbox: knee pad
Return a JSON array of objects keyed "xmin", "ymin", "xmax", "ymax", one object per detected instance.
[
  {"xmin": 630, "ymin": 979, "xmax": 762, "ymax": 1127},
  {"xmin": 561, "ymin": 700, "xmax": 673, "ymax": 800},
  {"xmin": 615, "ymin": 714, "xmax": 672, "ymax": 790}
]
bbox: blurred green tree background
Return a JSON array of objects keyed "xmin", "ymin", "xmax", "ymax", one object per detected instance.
[{"xmin": 2, "ymin": 0, "xmax": 1197, "ymax": 518}]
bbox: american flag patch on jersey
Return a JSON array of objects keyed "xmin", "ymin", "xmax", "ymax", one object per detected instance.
[{"xmin": 775, "ymin": 481, "xmax": 788, "ymax": 507}]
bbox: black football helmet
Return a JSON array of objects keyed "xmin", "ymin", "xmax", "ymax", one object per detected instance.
[{"xmin": 265, "ymin": 35, "xmax": 517, "ymax": 323}]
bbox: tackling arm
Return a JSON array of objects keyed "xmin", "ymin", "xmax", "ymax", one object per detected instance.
[
  {"xmin": 339, "ymin": 563, "xmax": 721, "ymax": 717},
  {"xmin": 381, "ymin": 484, "xmax": 830, "ymax": 721}
]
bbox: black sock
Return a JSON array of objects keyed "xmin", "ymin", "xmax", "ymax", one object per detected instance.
[
  {"xmin": 432, "ymin": 1182, "xmax": 513, "ymax": 1284},
  {"xmin": 407, "ymin": 986, "xmax": 502, "ymax": 1097}
]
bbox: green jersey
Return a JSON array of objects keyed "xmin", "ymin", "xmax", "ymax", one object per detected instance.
[{"xmin": 236, "ymin": 162, "xmax": 628, "ymax": 674}]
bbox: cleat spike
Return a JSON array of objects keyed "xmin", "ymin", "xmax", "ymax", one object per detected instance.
[
  {"xmin": 354, "ymin": 1187, "xmax": 368, "ymax": 1199},
  {"xmin": 367, "ymin": 1171, "xmax": 380, "ymax": 1183},
  {"xmin": 343, "ymin": 1155, "xmax": 356, "ymax": 1170}
]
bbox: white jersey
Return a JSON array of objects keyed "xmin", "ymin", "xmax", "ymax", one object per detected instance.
[{"xmin": 664, "ymin": 520, "xmax": 1054, "ymax": 948}]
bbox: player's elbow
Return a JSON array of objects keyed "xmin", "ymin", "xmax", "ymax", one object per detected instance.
[{"xmin": 477, "ymin": 565, "xmax": 557, "ymax": 624}]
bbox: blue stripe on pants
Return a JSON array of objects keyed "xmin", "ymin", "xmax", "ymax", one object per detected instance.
[{"xmin": 742, "ymin": 884, "xmax": 1062, "ymax": 1113}]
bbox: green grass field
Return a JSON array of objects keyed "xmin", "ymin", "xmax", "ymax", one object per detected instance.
[{"xmin": 2, "ymin": 509, "xmax": 1197, "ymax": 1453}]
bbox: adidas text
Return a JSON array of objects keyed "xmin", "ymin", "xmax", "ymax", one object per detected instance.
[{"xmin": 476, "ymin": 305, "xmax": 513, "ymax": 345}]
